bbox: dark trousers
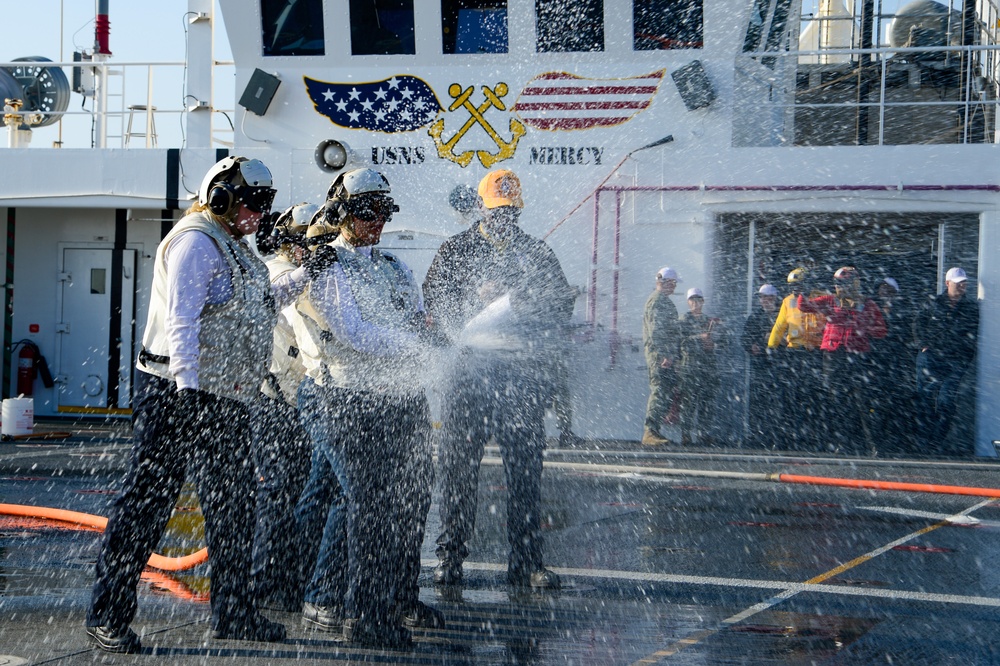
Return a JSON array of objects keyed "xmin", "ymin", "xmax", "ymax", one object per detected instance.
[
  {"xmin": 679, "ymin": 370, "xmax": 719, "ymax": 444},
  {"xmin": 821, "ymin": 352, "xmax": 876, "ymax": 455},
  {"xmin": 296, "ymin": 379, "xmax": 430, "ymax": 630},
  {"xmin": 746, "ymin": 356, "xmax": 778, "ymax": 448},
  {"xmin": 435, "ymin": 357, "xmax": 547, "ymax": 579},
  {"xmin": 88, "ymin": 371, "xmax": 258, "ymax": 632},
  {"xmin": 774, "ymin": 350, "xmax": 822, "ymax": 450},
  {"xmin": 250, "ymin": 393, "xmax": 312, "ymax": 608},
  {"xmin": 869, "ymin": 350, "xmax": 918, "ymax": 454},
  {"xmin": 916, "ymin": 351, "xmax": 969, "ymax": 454},
  {"xmin": 550, "ymin": 354, "xmax": 574, "ymax": 436},
  {"xmin": 294, "ymin": 379, "xmax": 346, "ymax": 611}
]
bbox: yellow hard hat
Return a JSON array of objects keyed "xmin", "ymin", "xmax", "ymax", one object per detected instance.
[{"xmin": 787, "ymin": 267, "xmax": 808, "ymax": 283}]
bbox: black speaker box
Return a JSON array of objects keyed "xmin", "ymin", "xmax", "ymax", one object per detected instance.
[
  {"xmin": 239, "ymin": 68, "xmax": 281, "ymax": 116},
  {"xmin": 671, "ymin": 60, "xmax": 716, "ymax": 111}
]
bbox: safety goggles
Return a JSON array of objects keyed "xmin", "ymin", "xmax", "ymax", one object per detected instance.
[
  {"xmin": 346, "ymin": 194, "xmax": 399, "ymax": 221},
  {"xmin": 239, "ymin": 186, "xmax": 277, "ymax": 214}
]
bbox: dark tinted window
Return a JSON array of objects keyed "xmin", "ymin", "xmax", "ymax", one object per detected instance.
[
  {"xmin": 261, "ymin": 0, "xmax": 325, "ymax": 56},
  {"xmin": 442, "ymin": 0, "xmax": 509, "ymax": 53},
  {"xmin": 739, "ymin": 0, "xmax": 793, "ymax": 67},
  {"xmin": 350, "ymin": 0, "xmax": 416, "ymax": 55},
  {"xmin": 536, "ymin": 0, "xmax": 604, "ymax": 52},
  {"xmin": 634, "ymin": 0, "xmax": 703, "ymax": 50},
  {"xmin": 742, "ymin": 0, "xmax": 768, "ymax": 51}
]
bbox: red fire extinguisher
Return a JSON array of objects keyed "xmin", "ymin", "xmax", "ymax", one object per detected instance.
[
  {"xmin": 12, "ymin": 340, "xmax": 52, "ymax": 398},
  {"xmin": 17, "ymin": 342, "xmax": 37, "ymax": 396}
]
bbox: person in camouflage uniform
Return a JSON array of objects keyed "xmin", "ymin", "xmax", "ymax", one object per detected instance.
[
  {"xmin": 642, "ymin": 267, "xmax": 682, "ymax": 445},
  {"xmin": 677, "ymin": 288, "xmax": 728, "ymax": 446}
]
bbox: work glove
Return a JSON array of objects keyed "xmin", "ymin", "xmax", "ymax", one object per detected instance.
[
  {"xmin": 304, "ymin": 244, "xmax": 339, "ymax": 280},
  {"xmin": 254, "ymin": 211, "xmax": 282, "ymax": 255},
  {"xmin": 175, "ymin": 388, "xmax": 215, "ymax": 436}
]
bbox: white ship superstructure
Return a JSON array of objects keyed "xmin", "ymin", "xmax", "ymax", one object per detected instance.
[{"xmin": 0, "ymin": 0, "xmax": 997, "ymax": 455}]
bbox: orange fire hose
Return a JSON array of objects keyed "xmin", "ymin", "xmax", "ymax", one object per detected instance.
[
  {"xmin": 140, "ymin": 570, "xmax": 209, "ymax": 603},
  {"xmin": 5, "ymin": 466, "xmax": 1000, "ymax": 574},
  {"xmin": 0, "ymin": 503, "xmax": 208, "ymax": 571},
  {"xmin": 776, "ymin": 474, "xmax": 1000, "ymax": 498},
  {"xmin": 522, "ymin": 460, "xmax": 1000, "ymax": 499}
]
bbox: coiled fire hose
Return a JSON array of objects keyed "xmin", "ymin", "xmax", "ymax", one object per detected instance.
[{"xmin": 0, "ymin": 503, "xmax": 208, "ymax": 571}]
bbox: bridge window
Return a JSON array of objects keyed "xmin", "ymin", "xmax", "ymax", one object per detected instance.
[
  {"xmin": 443, "ymin": 0, "xmax": 509, "ymax": 53},
  {"xmin": 633, "ymin": 0, "xmax": 704, "ymax": 50},
  {"xmin": 261, "ymin": 0, "xmax": 325, "ymax": 56},
  {"xmin": 350, "ymin": 0, "xmax": 416, "ymax": 55},
  {"xmin": 733, "ymin": 0, "xmax": 1000, "ymax": 146},
  {"xmin": 536, "ymin": 0, "xmax": 605, "ymax": 52}
]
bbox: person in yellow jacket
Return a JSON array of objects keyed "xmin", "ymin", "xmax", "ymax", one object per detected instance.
[
  {"xmin": 768, "ymin": 267, "xmax": 825, "ymax": 350},
  {"xmin": 767, "ymin": 267, "xmax": 826, "ymax": 449}
]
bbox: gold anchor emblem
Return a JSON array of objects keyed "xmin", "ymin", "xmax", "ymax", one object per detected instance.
[{"xmin": 428, "ymin": 82, "xmax": 525, "ymax": 168}]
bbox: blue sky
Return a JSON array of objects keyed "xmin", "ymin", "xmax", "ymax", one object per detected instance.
[{"xmin": 3, "ymin": 1, "xmax": 233, "ymax": 148}]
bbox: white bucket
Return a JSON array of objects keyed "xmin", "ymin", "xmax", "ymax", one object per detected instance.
[{"xmin": 2, "ymin": 397, "xmax": 33, "ymax": 436}]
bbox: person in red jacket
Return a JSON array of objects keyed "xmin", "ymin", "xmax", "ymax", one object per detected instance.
[{"xmin": 798, "ymin": 267, "xmax": 887, "ymax": 455}]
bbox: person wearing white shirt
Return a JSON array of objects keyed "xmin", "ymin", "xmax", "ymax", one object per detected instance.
[
  {"xmin": 291, "ymin": 168, "xmax": 443, "ymax": 648},
  {"xmin": 249, "ymin": 203, "xmax": 320, "ymax": 612},
  {"xmin": 86, "ymin": 156, "xmax": 307, "ymax": 653}
]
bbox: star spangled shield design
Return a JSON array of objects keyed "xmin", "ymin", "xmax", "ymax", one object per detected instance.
[
  {"xmin": 512, "ymin": 70, "xmax": 665, "ymax": 131},
  {"xmin": 305, "ymin": 75, "xmax": 443, "ymax": 133}
]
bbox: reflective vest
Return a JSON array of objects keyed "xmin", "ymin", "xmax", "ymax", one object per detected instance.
[
  {"xmin": 139, "ymin": 212, "xmax": 276, "ymax": 403},
  {"xmin": 293, "ymin": 237, "xmax": 423, "ymax": 396},
  {"xmin": 261, "ymin": 255, "xmax": 307, "ymax": 407}
]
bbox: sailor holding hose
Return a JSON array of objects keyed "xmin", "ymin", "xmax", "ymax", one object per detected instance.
[
  {"xmin": 86, "ymin": 156, "xmax": 319, "ymax": 653},
  {"xmin": 426, "ymin": 169, "xmax": 574, "ymax": 590}
]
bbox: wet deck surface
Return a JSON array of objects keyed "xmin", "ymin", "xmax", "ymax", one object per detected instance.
[{"xmin": 2, "ymin": 422, "xmax": 1000, "ymax": 664}]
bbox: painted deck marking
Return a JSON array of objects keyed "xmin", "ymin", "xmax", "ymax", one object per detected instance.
[
  {"xmin": 859, "ymin": 505, "xmax": 982, "ymax": 524},
  {"xmin": 625, "ymin": 498, "xmax": 996, "ymax": 664}
]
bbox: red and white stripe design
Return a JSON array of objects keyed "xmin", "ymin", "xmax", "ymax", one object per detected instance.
[{"xmin": 512, "ymin": 70, "xmax": 665, "ymax": 131}]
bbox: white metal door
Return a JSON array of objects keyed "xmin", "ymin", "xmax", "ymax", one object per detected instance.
[{"xmin": 57, "ymin": 247, "xmax": 136, "ymax": 411}]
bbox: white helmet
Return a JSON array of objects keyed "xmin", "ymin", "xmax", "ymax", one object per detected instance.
[
  {"xmin": 198, "ymin": 156, "xmax": 276, "ymax": 215},
  {"xmin": 326, "ymin": 168, "xmax": 398, "ymax": 221},
  {"xmin": 257, "ymin": 202, "xmax": 320, "ymax": 255},
  {"xmin": 327, "ymin": 167, "xmax": 391, "ymax": 200},
  {"xmin": 283, "ymin": 202, "xmax": 321, "ymax": 234}
]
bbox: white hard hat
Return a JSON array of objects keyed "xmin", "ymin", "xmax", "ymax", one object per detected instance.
[
  {"xmin": 272, "ymin": 202, "xmax": 320, "ymax": 237},
  {"xmin": 945, "ymin": 267, "xmax": 968, "ymax": 283},
  {"xmin": 198, "ymin": 156, "xmax": 273, "ymax": 204},
  {"xmin": 656, "ymin": 266, "xmax": 680, "ymax": 282},
  {"xmin": 686, "ymin": 287, "xmax": 704, "ymax": 299},
  {"xmin": 758, "ymin": 284, "xmax": 779, "ymax": 297}
]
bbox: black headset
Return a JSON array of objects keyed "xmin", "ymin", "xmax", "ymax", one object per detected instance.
[
  {"xmin": 326, "ymin": 173, "xmax": 350, "ymax": 220},
  {"xmin": 207, "ymin": 181, "xmax": 239, "ymax": 216}
]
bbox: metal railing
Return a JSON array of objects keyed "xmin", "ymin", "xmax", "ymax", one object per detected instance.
[
  {"xmin": 736, "ymin": 43, "xmax": 1000, "ymax": 145},
  {"xmin": 0, "ymin": 60, "xmax": 235, "ymax": 149}
]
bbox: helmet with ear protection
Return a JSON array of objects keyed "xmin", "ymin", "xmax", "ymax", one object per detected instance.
[
  {"xmin": 206, "ymin": 181, "xmax": 239, "ymax": 216},
  {"xmin": 275, "ymin": 202, "xmax": 320, "ymax": 236},
  {"xmin": 325, "ymin": 168, "xmax": 396, "ymax": 222},
  {"xmin": 257, "ymin": 202, "xmax": 321, "ymax": 255},
  {"xmin": 198, "ymin": 156, "xmax": 276, "ymax": 216}
]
